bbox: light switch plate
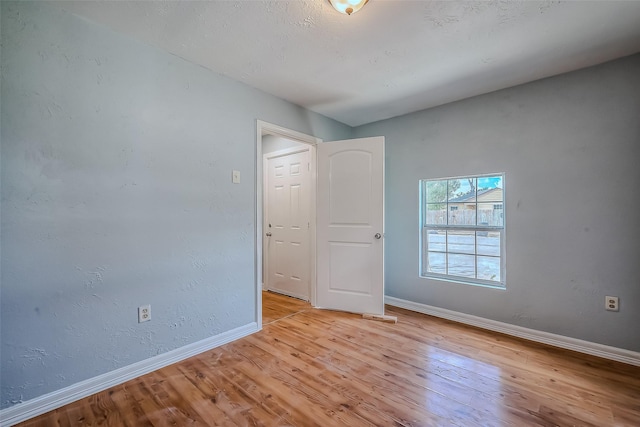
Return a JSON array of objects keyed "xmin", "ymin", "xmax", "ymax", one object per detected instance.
[{"xmin": 232, "ymin": 170, "xmax": 240, "ymax": 184}]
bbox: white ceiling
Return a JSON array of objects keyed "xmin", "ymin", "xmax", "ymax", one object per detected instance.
[{"xmin": 53, "ymin": 0, "xmax": 640, "ymax": 127}]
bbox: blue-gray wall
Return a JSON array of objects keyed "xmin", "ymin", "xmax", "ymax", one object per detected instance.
[
  {"xmin": 354, "ymin": 54, "xmax": 640, "ymax": 352},
  {"xmin": 262, "ymin": 135, "xmax": 304, "ymax": 154},
  {"xmin": 0, "ymin": 1, "xmax": 350, "ymax": 408}
]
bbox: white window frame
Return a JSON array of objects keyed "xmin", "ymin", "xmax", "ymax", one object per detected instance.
[{"xmin": 419, "ymin": 173, "xmax": 505, "ymax": 289}]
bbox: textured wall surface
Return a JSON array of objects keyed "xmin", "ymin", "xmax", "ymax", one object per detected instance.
[
  {"xmin": 355, "ymin": 54, "xmax": 640, "ymax": 352},
  {"xmin": 0, "ymin": 1, "xmax": 350, "ymax": 408}
]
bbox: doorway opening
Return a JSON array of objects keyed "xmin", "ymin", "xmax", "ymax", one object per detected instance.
[{"xmin": 255, "ymin": 121, "xmax": 321, "ymax": 330}]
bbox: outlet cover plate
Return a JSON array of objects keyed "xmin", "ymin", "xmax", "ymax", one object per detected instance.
[
  {"xmin": 605, "ymin": 296, "xmax": 619, "ymax": 312},
  {"xmin": 138, "ymin": 304, "xmax": 151, "ymax": 322}
]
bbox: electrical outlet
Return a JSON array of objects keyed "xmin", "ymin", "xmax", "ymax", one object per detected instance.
[
  {"xmin": 138, "ymin": 305, "xmax": 151, "ymax": 323},
  {"xmin": 605, "ymin": 296, "xmax": 619, "ymax": 312}
]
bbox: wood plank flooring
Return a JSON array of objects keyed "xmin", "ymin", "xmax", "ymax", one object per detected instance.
[{"xmin": 18, "ymin": 291, "xmax": 640, "ymax": 426}]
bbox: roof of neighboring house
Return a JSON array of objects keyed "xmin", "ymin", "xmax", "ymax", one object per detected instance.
[{"xmin": 448, "ymin": 188, "xmax": 501, "ymax": 203}]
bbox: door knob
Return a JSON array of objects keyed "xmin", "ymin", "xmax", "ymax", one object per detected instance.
[
  {"xmin": 266, "ymin": 232, "xmax": 272, "ymax": 237},
  {"xmin": 374, "ymin": 233, "xmax": 382, "ymax": 239}
]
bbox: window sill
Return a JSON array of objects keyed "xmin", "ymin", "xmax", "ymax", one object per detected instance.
[{"xmin": 420, "ymin": 274, "xmax": 506, "ymax": 290}]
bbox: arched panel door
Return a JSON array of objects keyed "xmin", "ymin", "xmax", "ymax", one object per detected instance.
[{"xmin": 316, "ymin": 136, "xmax": 384, "ymax": 315}]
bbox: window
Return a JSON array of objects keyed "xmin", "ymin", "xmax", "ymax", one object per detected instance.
[{"xmin": 420, "ymin": 174, "xmax": 505, "ymax": 288}]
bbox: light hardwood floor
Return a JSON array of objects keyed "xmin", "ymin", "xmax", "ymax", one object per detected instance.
[{"xmin": 18, "ymin": 291, "xmax": 640, "ymax": 426}]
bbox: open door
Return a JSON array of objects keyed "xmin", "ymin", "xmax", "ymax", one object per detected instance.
[{"xmin": 316, "ymin": 136, "xmax": 385, "ymax": 315}]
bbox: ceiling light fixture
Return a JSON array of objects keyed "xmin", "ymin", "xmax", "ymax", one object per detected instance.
[{"xmin": 328, "ymin": 0, "xmax": 369, "ymax": 16}]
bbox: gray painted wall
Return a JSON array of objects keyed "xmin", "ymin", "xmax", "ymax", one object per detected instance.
[
  {"xmin": 0, "ymin": 1, "xmax": 350, "ymax": 408},
  {"xmin": 262, "ymin": 135, "xmax": 305, "ymax": 154},
  {"xmin": 354, "ymin": 54, "xmax": 640, "ymax": 352}
]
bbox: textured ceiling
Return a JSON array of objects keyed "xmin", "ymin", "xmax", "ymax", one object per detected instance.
[{"xmin": 53, "ymin": 0, "xmax": 640, "ymax": 127}]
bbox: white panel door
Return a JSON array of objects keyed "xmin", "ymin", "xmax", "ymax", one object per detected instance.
[
  {"xmin": 317, "ymin": 136, "xmax": 384, "ymax": 315},
  {"xmin": 265, "ymin": 148, "xmax": 310, "ymax": 300}
]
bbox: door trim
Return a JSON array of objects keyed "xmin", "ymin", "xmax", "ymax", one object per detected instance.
[{"xmin": 255, "ymin": 120, "xmax": 321, "ymax": 330}]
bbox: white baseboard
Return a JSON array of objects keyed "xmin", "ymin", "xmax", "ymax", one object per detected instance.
[
  {"xmin": 385, "ymin": 296, "xmax": 640, "ymax": 367},
  {"xmin": 0, "ymin": 322, "xmax": 259, "ymax": 427}
]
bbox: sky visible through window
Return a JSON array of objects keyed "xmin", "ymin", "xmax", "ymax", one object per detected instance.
[{"xmin": 451, "ymin": 175, "xmax": 502, "ymax": 196}]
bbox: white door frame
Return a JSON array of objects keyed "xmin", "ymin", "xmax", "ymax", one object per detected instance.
[{"xmin": 255, "ymin": 120, "xmax": 321, "ymax": 330}]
